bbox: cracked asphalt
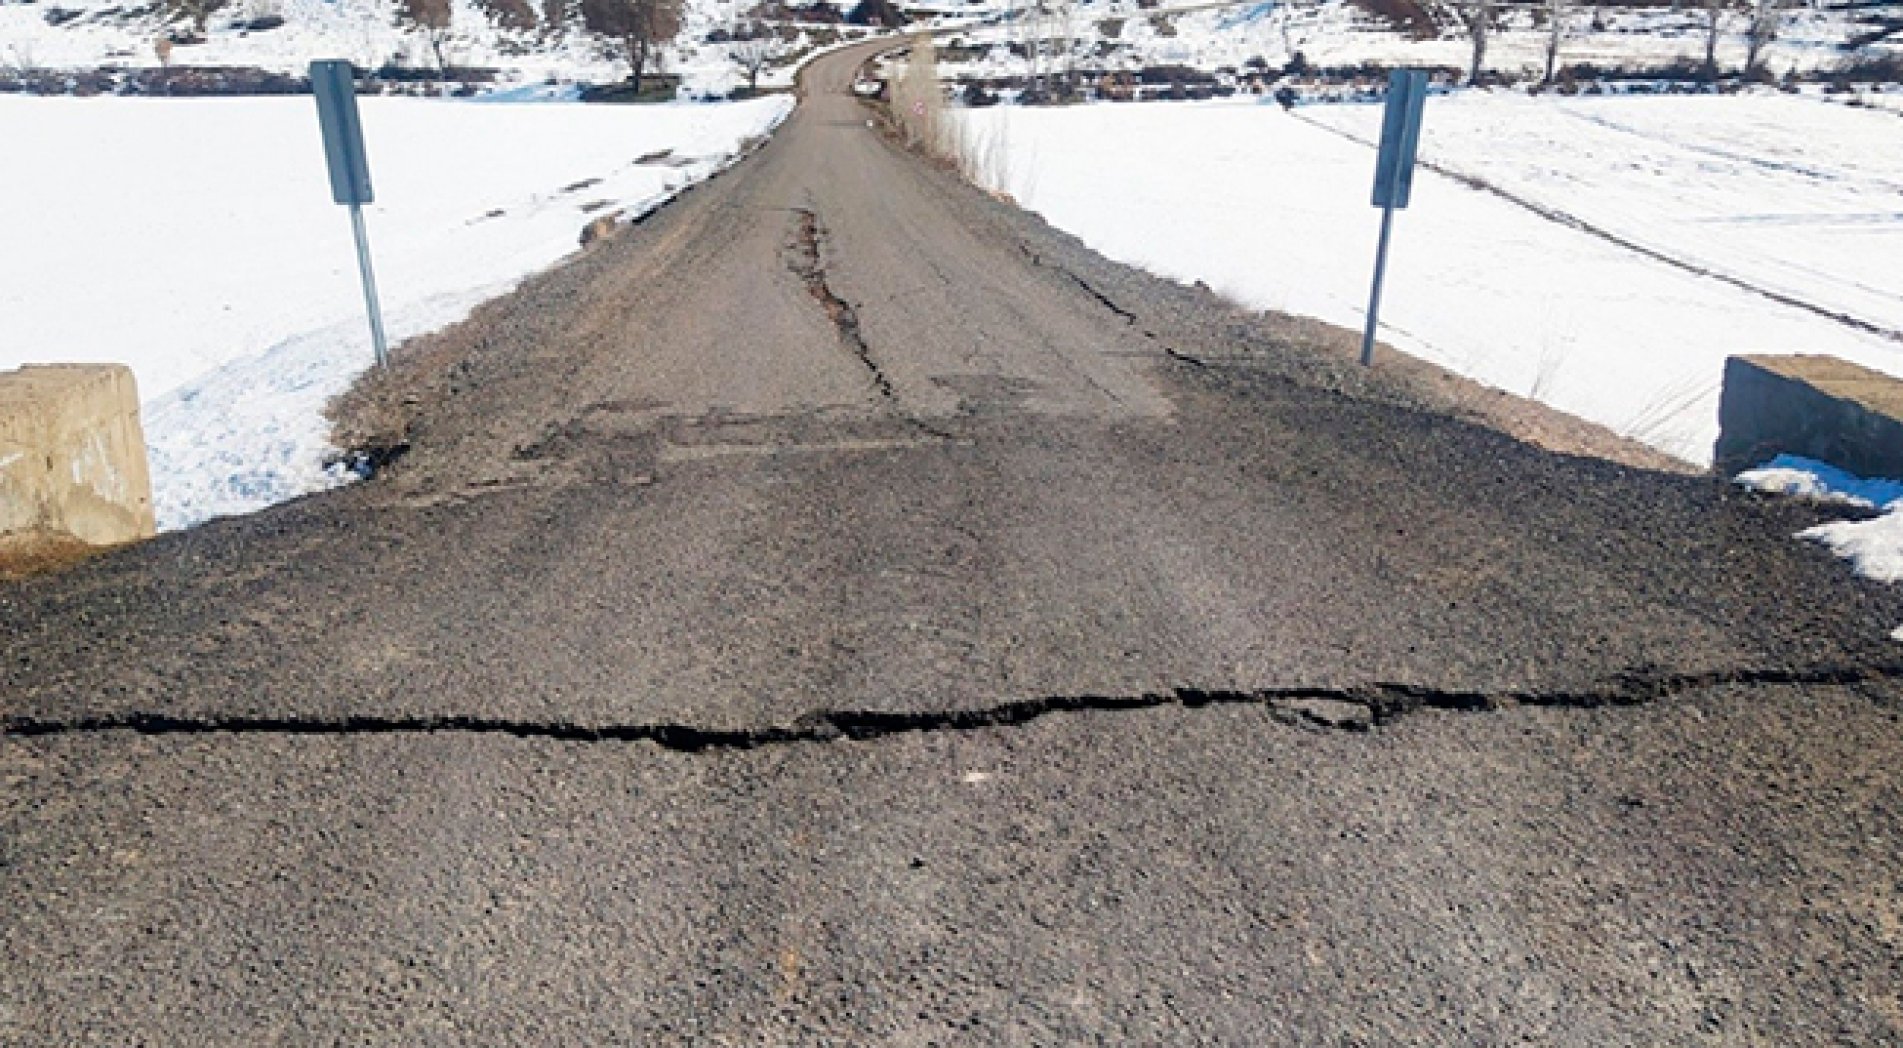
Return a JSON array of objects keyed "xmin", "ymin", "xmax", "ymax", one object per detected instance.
[{"xmin": 6, "ymin": 37, "xmax": 1903, "ymax": 1044}]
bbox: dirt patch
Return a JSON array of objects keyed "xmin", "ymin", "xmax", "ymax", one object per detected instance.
[
  {"xmin": 1252, "ymin": 311, "xmax": 1700, "ymax": 475},
  {"xmin": 0, "ymin": 534, "xmax": 112, "ymax": 582}
]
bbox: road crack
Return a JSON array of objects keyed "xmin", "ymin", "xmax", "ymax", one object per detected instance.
[
  {"xmin": 786, "ymin": 207, "xmax": 961, "ymax": 442},
  {"xmin": 1021, "ymin": 245, "xmax": 1138, "ymax": 325},
  {"xmin": 7, "ymin": 662, "xmax": 1899, "ymax": 751},
  {"xmin": 788, "ymin": 207, "xmax": 896, "ymax": 399},
  {"xmin": 1020, "ymin": 245, "xmax": 1210, "ymax": 367}
]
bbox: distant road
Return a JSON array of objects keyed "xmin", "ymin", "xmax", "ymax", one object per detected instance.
[{"xmin": 6, "ymin": 36, "xmax": 1903, "ymax": 1044}]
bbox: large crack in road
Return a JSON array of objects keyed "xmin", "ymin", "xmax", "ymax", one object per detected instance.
[
  {"xmin": 788, "ymin": 205, "xmax": 897, "ymax": 400},
  {"xmin": 10, "ymin": 659, "xmax": 1899, "ymax": 748}
]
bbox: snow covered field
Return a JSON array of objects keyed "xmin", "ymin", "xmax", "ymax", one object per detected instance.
[
  {"xmin": 0, "ymin": 0, "xmax": 814, "ymax": 89},
  {"xmin": 0, "ymin": 93, "xmax": 792, "ymax": 529},
  {"xmin": 955, "ymin": 91, "xmax": 1903, "ymax": 464},
  {"xmin": 1305, "ymin": 91, "xmax": 1903, "ymax": 339},
  {"xmin": 941, "ymin": 0, "xmax": 1896, "ymax": 85},
  {"xmin": 2, "ymin": 0, "xmax": 613, "ymax": 81}
]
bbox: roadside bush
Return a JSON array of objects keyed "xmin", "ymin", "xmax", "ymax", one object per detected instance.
[
  {"xmin": 474, "ymin": 0, "xmax": 538, "ymax": 31},
  {"xmin": 845, "ymin": 0, "xmax": 901, "ymax": 27},
  {"xmin": 1834, "ymin": 53, "xmax": 1903, "ymax": 84},
  {"xmin": 1353, "ymin": 0, "xmax": 1437, "ymax": 39},
  {"xmin": 960, "ymin": 81, "xmax": 998, "ymax": 107},
  {"xmin": 1559, "ymin": 57, "xmax": 1706, "ymax": 83},
  {"xmin": 889, "ymin": 34, "xmax": 940, "ymax": 150},
  {"xmin": 1137, "ymin": 63, "xmax": 1212, "ymax": 85}
]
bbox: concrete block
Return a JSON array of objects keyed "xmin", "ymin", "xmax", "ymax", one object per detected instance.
[
  {"xmin": 0, "ymin": 364, "xmax": 156, "ymax": 556},
  {"xmin": 1715, "ymin": 355, "xmax": 1903, "ymax": 480}
]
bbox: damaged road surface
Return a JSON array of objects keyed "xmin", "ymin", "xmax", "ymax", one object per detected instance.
[{"xmin": 6, "ymin": 39, "xmax": 1903, "ymax": 1046}]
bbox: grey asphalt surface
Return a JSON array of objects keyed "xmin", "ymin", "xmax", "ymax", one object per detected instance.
[{"xmin": 5, "ymin": 37, "xmax": 1903, "ymax": 1044}]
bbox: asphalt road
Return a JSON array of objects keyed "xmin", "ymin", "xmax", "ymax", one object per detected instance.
[{"xmin": 6, "ymin": 38, "xmax": 1903, "ymax": 1044}]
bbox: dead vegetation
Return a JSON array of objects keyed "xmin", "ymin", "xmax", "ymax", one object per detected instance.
[{"xmin": 0, "ymin": 534, "xmax": 112, "ymax": 582}]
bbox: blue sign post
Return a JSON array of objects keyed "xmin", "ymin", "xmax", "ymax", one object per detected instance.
[
  {"xmin": 310, "ymin": 60, "xmax": 389, "ymax": 368},
  {"xmin": 1360, "ymin": 69, "xmax": 1428, "ymax": 368}
]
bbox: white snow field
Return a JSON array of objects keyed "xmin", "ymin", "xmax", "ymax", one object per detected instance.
[
  {"xmin": 955, "ymin": 92, "xmax": 1903, "ymax": 465},
  {"xmin": 0, "ymin": 93, "xmax": 793, "ymax": 529},
  {"xmin": 1304, "ymin": 91, "xmax": 1903, "ymax": 340}
]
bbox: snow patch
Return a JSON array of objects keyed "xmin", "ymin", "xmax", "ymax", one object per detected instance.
[
  {"xmin": 1737, "ymin": 455, "xmax": 1903, "ymax": 585},
  {"xmin": 1804, "ymin": 513, "xmax": 1903, "ymax": 585},
  {"xmin": 144, "ymin": 286, "xmax": 501, "ymax": 528},
  {"xmin": 1736, "ymin": 454, "xmax": 1903, "ymax": 510}
]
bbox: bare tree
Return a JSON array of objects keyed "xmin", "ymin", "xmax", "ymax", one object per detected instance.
[
  {"xmin": 730, "ymin": 21, "xmax": 782, "ymax": 92},
  {"xmin": 1456, "ymin": 0, "xmax": 1495, "ymax": 85},
  {"xmin": 1056, "ymin": 0, "xmax": 1073, "ymax": 97},
  {"xmin": 399, "ymin": 0, "xmax": 455, "ymax": 76},
  {"xmin": 165, "ymin": 0, "xmax": 228, "ymax": 35},
  {"xmin": 475, "ymin": 0, "xmax": 539, "ymax": 32},
  {"xmin": 582, "ymin": 0, "xmax": 682, "ymax": 93},
  {"xmin": 1702, "ymin": 0, "xmax": 1730, "ymax": 80},
  {"xmin": 1273, "ymin": 0, "xmax": 1310, "ymax": 65},
  {"xmin": 153, "ymin": 36, "xmax": 173, "ymax": 92},
  {"xmin": 1745, "ymin": 0, "xmax": 1782, "ymax": 75},
  {"xmin": 1543, "ymin": 0, "xmax": 1571, "ymax": 83}
]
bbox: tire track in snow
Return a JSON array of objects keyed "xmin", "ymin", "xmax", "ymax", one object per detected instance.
[{"xmin": 1296, "ymin": 111, "xmax": 1903, "ymax": 346}]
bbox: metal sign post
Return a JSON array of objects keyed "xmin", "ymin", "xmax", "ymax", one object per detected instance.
[
  {"xmin": 310, "ymin": 60, "xmax": 389, "ymax": 368},
  {"xmin": 1360, "ymin": 69, "xmax": 1428, "ymax": 368}
]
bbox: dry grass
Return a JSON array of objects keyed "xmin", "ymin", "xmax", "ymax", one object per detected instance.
[
  {"xmin": 887, "ymin": 35, "xmax": 1014, "ymax": 194},
  {"xmin": 0, "ymin": 533, "xmax": 112, "ymax": 581},
  {"xmin": 888, "ymin": 35, "xmax": 943, "ymax": 152}
]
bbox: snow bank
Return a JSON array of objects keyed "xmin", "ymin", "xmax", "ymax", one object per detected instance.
[
  {"xmin": 0, "ymin": 93, "xmax": 793, "ymax": 530},
  {"xmin": 955, "ymin": 94, "xmax": 1903, "ymax": 463}
]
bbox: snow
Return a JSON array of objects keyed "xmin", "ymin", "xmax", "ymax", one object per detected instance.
[
  {"xmin": 1736, "ymin": 454, "xmax": 1903, "ymax": 585},
  {"xmin": 3, "ymin": 0, "xmax": 617, "ymax": 81},
  {"xmin": 954, "ymin": 92, "xmax": 1903, "ymax": 463},
  {"xmin": 1736, "ymin": 454, "xmax": 1903, "ymax": 510},
  {"xmin": 0, "ymin": 92, "xmax": 793, "ymax": 530},
  {"xmin": 0, "ymin": 0, "xmax": 900, "ymax": 100},
  {"xmin": 1796, "ymin": 498, "xmax": 1903, "ymax": 584},
  {"xmin": 0, "ymin": 0, "xmax": 929, "ymax": 104},
  {"xmin": 1303, "ymin": 91, "xmax": 1903, "ymax": 340},
  {"xmin": 939, "ymin": 0, "xmax": 1896, "ymax": 83}
]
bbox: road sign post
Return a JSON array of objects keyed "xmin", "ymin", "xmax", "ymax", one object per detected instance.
[
  {"xmin": 310, "ymin": 60, "xmax": 389, "ymax": 369},
  {"xmin": 1360, "ymin": 69, "xmax": 1428, "ymax": 368}
]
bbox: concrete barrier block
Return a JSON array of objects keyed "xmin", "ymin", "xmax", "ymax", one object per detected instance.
[
  {"xmin": 1715, "ymin": 355, "xmax": 1903, "ymax": 480},
  {"xmin": 0, "ymin": 364, "xmax": 156, "ymax": 555}
]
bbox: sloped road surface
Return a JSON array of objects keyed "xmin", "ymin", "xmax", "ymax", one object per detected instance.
[{"xmin": 6, "ymin": 39, "xmax": 1903, "ymax": 1044}]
